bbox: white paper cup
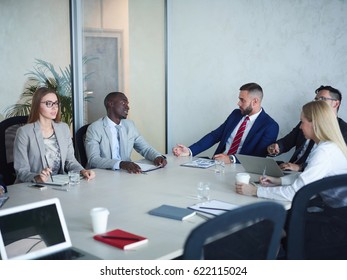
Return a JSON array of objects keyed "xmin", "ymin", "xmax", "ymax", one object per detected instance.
[
  {"xmin": 235, "ymin": 173, "xmax": 250, "ymax": 184},
  {"xmin": 90, "ymin": 207, "xmax": 110, "ymax": 234}
]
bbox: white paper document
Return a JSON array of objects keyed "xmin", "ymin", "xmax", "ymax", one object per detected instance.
[
  {"xmin": 40, "ymin": 174, "xmax": 70, "ymax": 186},
  {"xmin": 181, "ymin": 158, "xmax": 215, "ymax": 169},
  {"xmin": 189, "ymin": 199, "xmax": 239, "ymax": 216},
  {"xmin": 136, "ymin": 163, "xmax": 162, "ymax": 172}
]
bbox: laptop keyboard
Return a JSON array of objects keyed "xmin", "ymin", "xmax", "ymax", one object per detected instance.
[{"xmin": 38, "ymin": 248, "xmax": 84, "ymax": 260}]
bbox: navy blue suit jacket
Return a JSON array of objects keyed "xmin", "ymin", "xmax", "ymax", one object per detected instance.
[{"xmin": 189, "ymin": 109, "xmax": 279, "ymax": 160}]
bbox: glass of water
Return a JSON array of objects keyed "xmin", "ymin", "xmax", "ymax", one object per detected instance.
[
  {"xmin": 214, "ymin": 160, "xmax": 225, "ymax": 174},
  {"xmin": 197, "ymin": 182, "xmax": 211, "ymax": 202},
  {"xmin": 68, "ymin": 170, "xmax": 80, "ymax": 186}
]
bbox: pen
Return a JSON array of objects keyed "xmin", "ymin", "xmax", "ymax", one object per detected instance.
[
  {"xmin": 263, "ymin": 166, "xmax": 267, "ymax": 177},
  {"xmin": 52, "ymin": 187, "xmax": 69, "ymax": 192},
  {"xmin": 100, "ymin": 236, "xmax": 140, "ymax": 241},
  {"xmin": 44, "ymin": 155, "xmax": 54, "ymax": 182},
  {"xmin": 199, "ymin": 207, "xmax": 232, "ymax": 211}
]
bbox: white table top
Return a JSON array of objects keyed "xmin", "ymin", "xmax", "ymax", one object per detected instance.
[{"xmin": 4, "ymin": 155, "xmax": 290, "ymax": 260}]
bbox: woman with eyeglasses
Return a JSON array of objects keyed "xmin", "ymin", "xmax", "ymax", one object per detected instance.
[{"xmin": 13, "ymin": 87, "xmax": 95, "ymax": 183}]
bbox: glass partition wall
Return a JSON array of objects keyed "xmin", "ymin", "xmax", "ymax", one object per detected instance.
[
  {"xmin": 71, "ymin": 0, "xmax": 128, "ymax": 132},
  {"xmin": 71, "ymin": 0, "xmax": 166, "ymax": 157}
]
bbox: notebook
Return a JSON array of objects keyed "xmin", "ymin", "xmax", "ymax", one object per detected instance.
[
  {"xmin": 235, "ymin": 154, "xmax": 295, "ymax": 177},
  {"xmin": 94, "ymin": 229, "xmax": 148, "ymax": 250},
  {"xmin": 0, "ymin": 196, "xmax": 9, "ymax": 208},
  {"xmin": 181, "ymin": 158, "xmax": 216, "ymax": 169},
  {"xmin": 0, "ymin": 198, "xmax": 100, "ymax": 260},
  {"xmin": 189, "ymin": 199, "xmax": 239, "ymax": 216},
  {"xmin": 148, "ymin": 204, "xmax": 196, "ymax": 221},
  {"xmin": 40, "ymin": 174, "xmax": 70, "ymax": 186},
  {"xmin": 136, "ymin": 162, "xmax": 162, "ymax": 172}
]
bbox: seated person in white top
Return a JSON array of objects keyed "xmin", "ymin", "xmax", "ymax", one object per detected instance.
[
  {"xmin": 85, "ymin": 92, "xmax": 167, "ymax": 174},
  {"xmin": 236, "ymin": 101, "xmax": 347, "ymax": 207}
]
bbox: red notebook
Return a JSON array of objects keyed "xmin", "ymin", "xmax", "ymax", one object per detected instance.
[{"xmin": 93, "ymin": 229, "xmax": 148, "ymax": 250}]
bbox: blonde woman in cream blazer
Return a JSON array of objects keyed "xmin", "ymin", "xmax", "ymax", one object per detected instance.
[{"xmin": 13, "ymin": 87, "xmax": 95, "ymax": 183}]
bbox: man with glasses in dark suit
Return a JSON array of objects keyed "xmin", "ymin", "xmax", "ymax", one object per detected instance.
[{"xmin": 267, "ymin": 85, "xmax": 347, "ymax": 171}]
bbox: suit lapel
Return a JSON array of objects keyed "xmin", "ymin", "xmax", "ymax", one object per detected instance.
[{"xmin": 102, "ymin": 118, "xmax": 116, "ymax": 159}]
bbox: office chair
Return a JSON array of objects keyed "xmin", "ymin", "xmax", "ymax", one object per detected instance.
[
  {"xmin": 182, "ymin": 201, "xmax": 286, "ymax": 260},
  {"xmin": 0, "ymin": 116, "xmax": 28, "ymax": 185},
  {"xmin": 286, "ymin": 174, "xmax": 347, "ymax": 260},
  {"xmin": 75, "ymin": 124, "xmax": 90, "ymax": 168}
]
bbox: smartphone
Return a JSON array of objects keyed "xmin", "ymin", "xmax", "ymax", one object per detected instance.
[{"xmin": 29, "ymin": 184, "xmax": 48, "ymax": 190}]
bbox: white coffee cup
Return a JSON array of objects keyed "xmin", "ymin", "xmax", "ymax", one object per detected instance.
[
  {"xmin": 90, "ymin": 207, "xmax": 110, "ymax": 234},
  {"xmin": 235, "ymin": 173, "xmax": 250, "ymax": 184}
]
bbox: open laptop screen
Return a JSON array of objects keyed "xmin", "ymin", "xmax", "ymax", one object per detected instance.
[{"xmin": 0, "ymin": 198, "xmax": 72, "ymax": 260}]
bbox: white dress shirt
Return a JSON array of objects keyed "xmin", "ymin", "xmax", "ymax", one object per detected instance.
[
  {"xmin": 257, "ymin": 141, "xmax": 347, "ymax": 206},
  {"xmin": 224, "ymin": 109, "xmax": 262, "ymax": 162},
  {"xmin": 106, "ymin": 117, "xmax": 122, "ymax": 170}
]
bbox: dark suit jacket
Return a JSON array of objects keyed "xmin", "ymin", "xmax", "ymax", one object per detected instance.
[
  {"xmin": 0, "ymin": 175, "xmax": 6, "ymax": 192},
  {"xmin": 189, "ymin": 109, "xmax": 279, "ymax": 160},
  {"xmin": 276, "ymin": 117, "xmax": 347, "ymax": 164}
]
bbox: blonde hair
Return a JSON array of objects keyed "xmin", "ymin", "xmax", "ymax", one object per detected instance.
[{"xmin": 302, "ymin": 101, "xmax": 347, "ymax": 158}]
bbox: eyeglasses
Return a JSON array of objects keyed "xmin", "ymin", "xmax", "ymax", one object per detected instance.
[
  {"xmin": 314, "ymin": 97, "xmax": 337, "ymax": 102},
  {"xmin": 41, "ymin": 101, "xmax": 60, "ymax": 108}
]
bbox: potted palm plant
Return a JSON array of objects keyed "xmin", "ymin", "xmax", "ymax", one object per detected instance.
[{"xmin": 4, "ymin": 57, "xmax": 94, "ymax": 125}]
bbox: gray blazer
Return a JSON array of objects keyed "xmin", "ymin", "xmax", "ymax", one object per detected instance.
[
  {"xmin": 85, "ymin": 117, "xmax": 162, "ymax": 169},
  {"xmin": 14, "ymin": 121, "xmax": 83, "ymax": 183}
]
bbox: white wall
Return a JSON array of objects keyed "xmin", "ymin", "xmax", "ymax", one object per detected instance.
[
  {"xmin": 167, "ymin": 0, "xmax": 347, "ymax": 160},
  {"xmin": 0, "ymin": 0, "xmax": 70, "ymax": 121},
  {"xmin": 129, "ymin": 0, "xmax": 166, "ymax": 157}
]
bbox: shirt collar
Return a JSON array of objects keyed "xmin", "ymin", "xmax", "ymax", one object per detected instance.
[
  {"xmin": 106, "ymin": 116, "xmax": 122, "ymax": 127},
  {"xmin": 246, "ymin": 108, "xmax": 262, "ymax": 123}
]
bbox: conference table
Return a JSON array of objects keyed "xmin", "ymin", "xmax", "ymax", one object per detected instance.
[{"xmin": 4, "ymin": 155, "xmax": 290, "ymax": 260}]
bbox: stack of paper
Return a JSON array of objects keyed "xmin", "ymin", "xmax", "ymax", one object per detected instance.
[
  {"xmin": 181, "ymin": 158, "xmax": 215, "ymax": 169},
  {"xmin": 189, "ymin": 199, "xmax": 239, "ymax": 216}
]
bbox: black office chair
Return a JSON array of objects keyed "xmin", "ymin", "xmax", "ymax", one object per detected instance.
[
  {"xmin": 286, "ymin": 174, "xmax": 347, "ymax": 260},
  {"xmin": 182, "ymin": 201, "xmax": 286, "ymax": 260},
  {"xmin": 75, "ymin": 124, "xmax": 90, "ymax": 168},
  {"xmin": 0, "ymin": 116, "xmax": 28, "ymax": 185}
]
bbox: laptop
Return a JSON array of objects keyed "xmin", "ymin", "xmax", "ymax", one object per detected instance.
[
  {"xmin": 236, "ymin": 154, "xmax": 296, "ymax": 177},
  {"xmin": 0, "ymin": 198, "xmax": 100, "ymax": 260}
]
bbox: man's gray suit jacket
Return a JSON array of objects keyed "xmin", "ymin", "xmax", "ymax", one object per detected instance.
[{"xmin": 85, "ymin": 117, "xmax": 162, "ymax": 169}]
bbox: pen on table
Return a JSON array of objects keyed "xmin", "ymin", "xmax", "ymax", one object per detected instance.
[
  {"xmin": 260, "ymin": 166, "xmax": 267, "ymax": 184},
  {"xmin": 44, "ymin": 155, "xmax": 54, "ymax": 182},
  {"xmin": 199, "ymin": 207, "xmax": 232, "ymax": 211},
  {"xmin": 101, "ymin": 236, "xmax": 140, "ymax": 241},
  {"xmin": 263, "ymin": 166, "xmax": 267, "ymax": 177},
  {"xmin": 52, "ymin": 187, "xmax": 69, "ymax": 192}
]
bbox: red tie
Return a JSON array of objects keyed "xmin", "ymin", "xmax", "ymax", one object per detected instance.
[{"xmin": 227, "ymin": 116, "xmax": 250, "ymax": 155}]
